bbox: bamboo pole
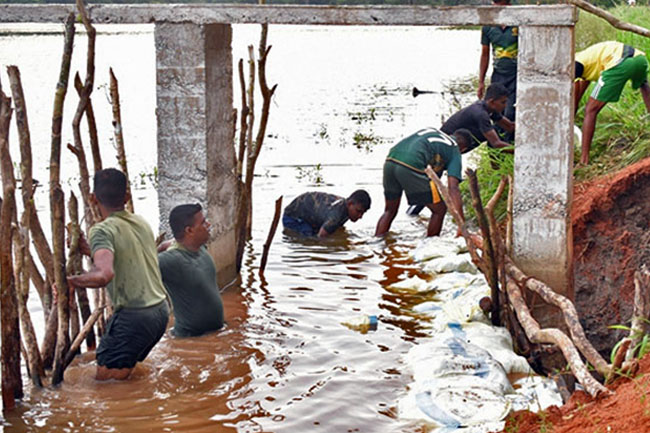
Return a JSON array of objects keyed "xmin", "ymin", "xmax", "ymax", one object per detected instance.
[
  {"xmin": 0, "ymin": 83, "xmax": 23, "ymax": 409},
  {"xmin": 259, "ymin": 196, "xmax": 282, "ymax": 276},
  {"xmin": 7, "ymin": 65, "xmax": 55, "ymax": 315},
  {"xmin": 50, "ymin": 12, "xmax": 76, "ymax": 386},
  {"xmin": 109, "ymin": 68, "xmax": 133, "ymax": 213}
]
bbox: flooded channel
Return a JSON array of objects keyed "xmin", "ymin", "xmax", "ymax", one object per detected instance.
[{"xmin": 0, "ymin": 24, "xmax": 480, "ymax": 432}]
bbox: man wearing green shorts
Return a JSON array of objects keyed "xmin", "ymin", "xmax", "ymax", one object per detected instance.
[
  {"xmin": 68, "ymin": 168, "xmax": 169, "ymax": 380},
  {"xmin": 575, "ymin": 41, "xmax": 650, "ymax": 164},
  {"xmin": 375, "ymin": 127, "xmax": 471, "ymax": 237},
  {"xmin": 158, "ymin": 203, "xmax": 225, "ymax": 337}
]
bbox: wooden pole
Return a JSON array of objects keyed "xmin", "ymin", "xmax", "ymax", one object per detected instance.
[
  {"xmin": 63, "ymin": 305, "xmax": 105, "ymax": 369},
  {"xmin": 466, "ymin": 169, "xmax": 500, "ymax": 326},
  {"xmin": 109, "ymin": 68, "xmax": 133, "ymax": 213},
  {"xmin": 7, "ymin": 65, "xmax": 55, "ymax": 315},
  {"xmin": 0, "ymin": 83, "xmax": 23, "ymax": 409},
  {"xmin": 73, "ymin": 73, "xmax": 101, "ymax": 172},
  {"xmin": 50, "ymin": 12, "xmax": 76, "ymax": 386},
  {"xmin": 259, "ymin": 196, "xmax": 282, "ymax": 276},
  {"xmin": 568, "ymin": 0, "xmax": 650, "ymax": 38}
]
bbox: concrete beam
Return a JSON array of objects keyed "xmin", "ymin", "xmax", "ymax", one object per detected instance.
[
  {"xmin": 0, "ymin": 4, "xmax": 577, "ymax": 26},
  {"xmin": 155, "ymin": 22, "xmax": 237, "ymax": 287},
  {"xmin": 513, "ymin": 25, "xmax": 575, "ymax": 327}
]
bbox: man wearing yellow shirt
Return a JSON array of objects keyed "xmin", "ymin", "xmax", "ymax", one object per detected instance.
[{"xmin": 575, "ymin": 41, "xmax": 650, "ymax": 164}]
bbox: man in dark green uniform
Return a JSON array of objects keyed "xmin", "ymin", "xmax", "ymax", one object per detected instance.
[
  {"xmin": 158, "ymin": 204, "xmax": 224, "ymax": 337},
  {"xmin": 68, "ymin": 168, "xmax": 169, "ymax": 381},
  {"xmin": 282, "ymin": 189, "xmax": 371, "ymax": 237},
  {"xmin": 375, "ymin": 127, "xmax": 471, "ymax": 237},
  {"xmin": 478, "ymin": 0, "xmax": 518, "ymax": 128}
]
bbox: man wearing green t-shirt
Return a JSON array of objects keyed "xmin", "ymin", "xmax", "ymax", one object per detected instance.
[
  {"xmin": 68, "ymin": 168, "xmax": 169, "ymax": 381},
  {"xmin": 478, "ymin": 0, "xmax": 518, "ymax": 135},
  {"xmin": 375, "ymin": 127, "xmax": 471, "ymax": 237},
  {"xmin": 574, "ymin": 41, "xmax": 650, "ymax": 164},
  {"xmin": 158, "ymin": 204, "xmax": 224, "ymax": 337}
]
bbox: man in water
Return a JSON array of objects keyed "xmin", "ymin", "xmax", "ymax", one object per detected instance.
[
  {"xmin": 158, "ymin": 203, "xmax": 224, "ymax": 337},
  {"xmin": 574, "ymin": 41, "xmax": 650, "ymax": 164},
  {"xmin": 68, "ymin": 168, "xmax": 169, "ymax": 380},
  {"xmin": 282, "ymin": 189, "xmax": 371, "ymax": 237},
  {"xmin": 478, "ymin": 0, "xmax": 518, "ymax": 138},
  {"xmin": 441, "ymin": 82, "xmax": 515, "ymax": 153},
  {"xmin": 375, "ymin": 127, "xmax": 471, "ymax": 237}
]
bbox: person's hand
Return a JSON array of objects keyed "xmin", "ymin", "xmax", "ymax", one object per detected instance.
[
  {"xmin": 456, "ymin": 227, "xmax": 463, "ymax": 238},
  {"xmin": 477, "ymin": 81, "xmax": 485, "ymax": 100}
]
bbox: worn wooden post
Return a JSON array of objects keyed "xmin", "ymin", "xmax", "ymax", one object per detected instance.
[
  {"xmin": 0, "ymin": 86, "xmax": 23, "ymax": 408},
  {"xmin": 513, "ymin": 23, "xmax": 576, "ymax": 328},
  {"xmin": 155, "ymin": 22, "xmax": 238, "ymax": 287}
]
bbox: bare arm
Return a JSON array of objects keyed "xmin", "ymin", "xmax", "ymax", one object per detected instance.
[
  {"xmin": 574, "ymin": 80, "xmax": 590, "ymax": 114},
  {"xmin": 478, "ymin": 44, "xmax": 490, "ymax": 99},
  {"xmin": 317, "ymin": 227, "xmax": 329, "ymax": 238},
  {"xmin": 67, "ymin": 249, "xmax": 115, "ymax": 288},
  {"xmin": 496, "ymin": 116, "xmax": 515, "ymax": 133},
  {"xmin": 640, "ymin": 82, "xmax": 650, "ymax": 113},
  {"xmin": 483, "ymin": 129, "xmax": 513, "ymax": 150}
]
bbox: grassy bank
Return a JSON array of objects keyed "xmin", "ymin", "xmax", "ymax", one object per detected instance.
[{"xmin": 464, "ymin": 6, "xmax": 650, "ymax": 220}]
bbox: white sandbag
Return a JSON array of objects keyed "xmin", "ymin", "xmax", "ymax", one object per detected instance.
[
  {"xmin": 438, "ymin": 322, "xmax": 533, "ymax": 375},
  {"xmin": 406, "ymin": 337, "xmax": 512, "ymax": 394},
  {"xmin": 400, "ymin": 376, "xmax": 511, "ymax": 427},
  {"xmin": 389, "ymin": 275, "xmax": 432, "ymax": 293},
  {"xmin": 411, "ymin": 237, "xmax": 464, "ymax": 262},
  {"xmin": 423, "ymin": 253, "xmax": 478, "ymax": 274},
  {"xmin": 508, "ymin": 375, "xmax": 563, "ymax": 412},
  {"xmin": 428, "ymin": 272, "xmax": 483, "ymax": 292}
]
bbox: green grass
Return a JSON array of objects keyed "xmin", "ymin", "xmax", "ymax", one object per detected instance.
[
  {"xmin": 573, "ymin": 6, "xmax": 650, "ymax": 181},
  {"xmin": 468, "ymin": 6, "xmax": 650, "ymax": 220}
]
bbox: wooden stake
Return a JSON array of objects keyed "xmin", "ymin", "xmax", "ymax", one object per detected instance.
[
  {"xmin": 109, "ymin": 68, "xmax": 133, "ymax": 213},
  {"xmin": 7, "ymin": 65, "xmax": 55, "ymax": 315},
  {"xmin": 63, "ymin": 305, "xmax": 105, "ymax": 369},
  {"xmin": 50, "ymin": 12, "xmax": 76, "ymax": 386},
  {"xmin": 259, "ymin": 196, "xmax": 282, "ymax": 276},
  {"xmin": 0, "ymin": 83, "xmax": 23, "ymax": 408},
  {"xmin": 74, "ymin": 73, "xmax": 101, "ymax": 172}
]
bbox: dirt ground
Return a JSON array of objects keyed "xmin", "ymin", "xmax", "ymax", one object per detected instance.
[{"xmin": 499, "ymin": 157, "xmax": 650, "ymax": 433}]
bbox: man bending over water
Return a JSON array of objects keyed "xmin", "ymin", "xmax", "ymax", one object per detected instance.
[
  {"xmin": 375, "ymin": 127, "xmax": 471, "ymax": 237},
  {"xmin": 158, "ymin": 204, "xmax": 225, "ymax": 337},
  {"xmin": 68, "ymin": 168, "xmax": 169, "ymax": 381},
  {"xmin": 282, "ymin": 189, "xmax": 371, "ymax": 237}
]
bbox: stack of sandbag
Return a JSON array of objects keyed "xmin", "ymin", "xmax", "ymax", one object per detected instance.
[{"xmin": 399, "ymin": 236, "xmax": 563, "ymax": 431}]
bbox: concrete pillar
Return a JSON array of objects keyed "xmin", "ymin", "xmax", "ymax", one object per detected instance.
[
  {"xmin": 513, "ymin": 25, "xmax": 575, "ymax": 328},
  {"xmin": 155, "ymin": 22, "xmax": 238, "ymax": 286}
]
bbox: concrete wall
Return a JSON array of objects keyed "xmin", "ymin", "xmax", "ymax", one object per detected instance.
[
  {"xmin": 513, "ymin": 25, "xmax": 575, "ymax": 327},
  {"xmin": 155, "ymin": 22, "xmax": 237, "ymax": 286}
]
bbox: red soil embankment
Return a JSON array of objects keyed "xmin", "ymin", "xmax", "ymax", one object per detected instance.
[{"xmin": 572, "ymin": 157, "xmax": 650, "ymax": 354}]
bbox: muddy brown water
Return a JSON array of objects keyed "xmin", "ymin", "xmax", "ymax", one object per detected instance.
[{"xmin": 0, "ymin": 24, "xmax": 480, "ymax": 431}]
